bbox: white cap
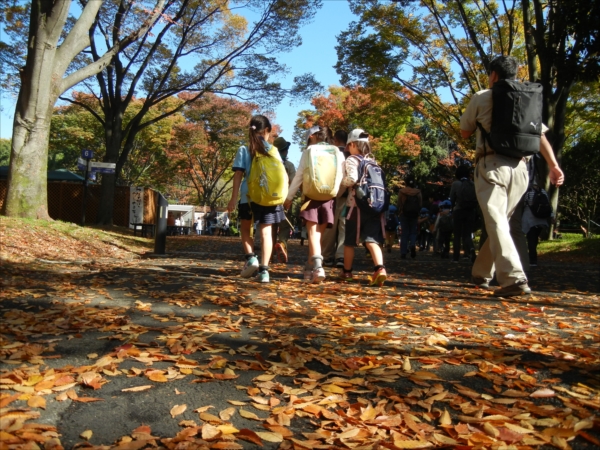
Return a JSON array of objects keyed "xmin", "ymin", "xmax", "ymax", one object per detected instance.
[
  {"xmin": 347, "ymin": 128, "xmax": 369, "ymax": 144},
  {"xmin": 303, "ymin": 125, "xmax": 321, "ymax": 143}
]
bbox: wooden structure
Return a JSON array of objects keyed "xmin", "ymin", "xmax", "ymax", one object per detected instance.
[{"xmin": 0, "ymin": 180, "xmax": 157, "ymax": 227}]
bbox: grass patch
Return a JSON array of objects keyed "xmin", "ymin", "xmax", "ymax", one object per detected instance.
[
  {"xmin": 537, "ymin": 233, "xmax": 600, "ymax": 263},
  {"xmin": 0, "ymin": 216, "xmax": 153, "ymax": 263}
]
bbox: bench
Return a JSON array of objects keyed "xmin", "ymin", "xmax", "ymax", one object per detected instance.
[{"xmin": 131, "ymin": 223, "xmax": 155, "ymax": 238}]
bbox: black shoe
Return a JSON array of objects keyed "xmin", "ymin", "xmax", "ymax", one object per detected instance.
[
  {"xmin": 335, "ymin": 258, "xmax": 344, "ymax": 268},
  {"xmin": 410, "ymin": 247, "xmax": 416, "ymax": 258},
  {"xmin": 323, "ymin": 258, "xmax": 335, "ymax": 267}
]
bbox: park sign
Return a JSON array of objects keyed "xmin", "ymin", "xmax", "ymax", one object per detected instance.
[
  {"xmin": 90, "ymin": 161, "xmax": 117, "ymax": 174},
  {"xmin": 77, "ymin": 158, "xmax": 116, "ymax": 174}
]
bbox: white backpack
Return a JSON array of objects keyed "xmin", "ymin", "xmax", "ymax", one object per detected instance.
[{"xmin": 302, "ymin": 143, "xmax": 343, "ymax": 201}]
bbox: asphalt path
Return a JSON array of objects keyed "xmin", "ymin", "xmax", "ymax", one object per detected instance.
[{"xmin": 1, "ymin": 236, "xmax": 598, "ymax": 449}]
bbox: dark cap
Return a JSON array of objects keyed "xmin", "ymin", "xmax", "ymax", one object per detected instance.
[{"xmin": 273, "ymin": 137, "xmax": 291, "ymax": 152}]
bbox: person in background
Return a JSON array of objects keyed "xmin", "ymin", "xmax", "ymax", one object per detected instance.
[
  {"xmin": 397, "ymin": 177, "xmax": 422, "ymax": 259},
  {"xmin": 417, "ymin": 207, "xmax": 431, "ymax": 251},
  {"xmin": 522, "ymin": 182, "xmax": 551, "ymax": 267},
  {"xmin": 435, "ymin": 200, "xmax": 453, "ymax": 258},
  {"xmin": 193, "ymin": 218, "xmax": 199, "ymax": 235},
  {"xmin": 449, "ymin": 164, "xmax": 477, "ymax": 263},
  {"xmin": 384, "ymin": 204, "xmax": 399, "ymax": 253},
  {"xmin": 272, "ymin": 137, "xmax": 296, "ymax": 263},
  {"xmin": 322, "ymin": 129, "xmax": 349, "ymax": 268}
]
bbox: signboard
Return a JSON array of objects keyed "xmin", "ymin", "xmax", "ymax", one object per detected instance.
[
  {"xmin": 129, "ymin": 186, "xmax": 144, "ymax": 228},
  {"xmin": 77, "ymin": 157, "xmax": 91, "ymax": 171},
  {"xmin": 81, "ymin": 149, "xmax": 94, "ymax": 160},
  {"xmin": 90, "ymin": 162, "xmax": 116, "ymax": 174}
]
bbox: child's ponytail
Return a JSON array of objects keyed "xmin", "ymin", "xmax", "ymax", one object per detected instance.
[{"xmin": 248, "ymin": 115, "xmax": 272, "ymax": 158}]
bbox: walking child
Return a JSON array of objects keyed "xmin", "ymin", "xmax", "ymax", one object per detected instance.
[
  {"xmin": 341, "ymin": 129, "xmax": 387, "ymax": 286},
  {"xmin": 227, "ymin": 115, "xmax": 287, "ymax": 283},
  {"xmin": 283, "ymin": 126, "xmax": 344, "ymax": 283}
]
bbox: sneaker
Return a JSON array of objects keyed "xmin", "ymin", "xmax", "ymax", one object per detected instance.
[
  {"xmin": 311, "ymin": 267, "xmax": 326, "ymax": 284},
  {"xmin": 241, "ymin": 256, "xmax": 259, "ymax": 277},
  {"xmin": 471, "ymin": 276, "xmax": 490, "ymax": 289},
  {"xmin": 493, "ymin": 282, "xmax": 531, "ymax": 297},
  {"xmin": 341, "ymin": 271, "xmax": 353, "ymax": 281},
  {"xmin": 274, "ymin": 242, "xmax": 288, "ymax": 263},
  {"xmin": 410, "ymin": 247, "xmax": 416, "ymax": 259},
  {"xmin": 335, "ymin": 258, "xmax": 344, "ymax": 268},
  {"xmin": 370, "ymin": 267, "xmax": 387, "ymax": 286},
  {"xmin": 470, "ymin": 248, "xmax": 477, "ymax": 263},
  {"xmin": 256, "ymin": 270, "xmax": 269, "ymax": 283},
  {"xmin": 323, "ymin": 258, "xmax": 335, "ymax": 267}
]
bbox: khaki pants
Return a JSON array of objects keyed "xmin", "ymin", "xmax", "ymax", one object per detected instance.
[
  {"xmin": 473, "ymin": 154, "xmax": 529, "ymax": 287},
  {"xmin": 321, "ymin": 197, "xmax": 346, "ymax": 261}
]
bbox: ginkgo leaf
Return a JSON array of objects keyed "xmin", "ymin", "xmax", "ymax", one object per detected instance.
[{"xmin": 170, "ymin": 404, "xmax": 187, "ymax": 418}]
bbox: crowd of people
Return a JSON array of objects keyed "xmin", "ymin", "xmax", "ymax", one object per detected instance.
[{"xmin": 217, "ymin": 56, "xmax": 564, "ymax": 297}]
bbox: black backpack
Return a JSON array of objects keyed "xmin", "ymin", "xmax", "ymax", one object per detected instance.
[
  {"xmin": 438, "ymin": 213, "xmax": 453, "ymax": 233},
  {"xmin": 402, "ymin": 194, "xmax": 420, "ymax": 217},
  {"xmin": 478, "ymin": 80, "xmax": 543, "ymax": 158},
  {"xmin": 355, "ymin": 157, "xmax": 389, "ymax": 214},
  {"xmin": 528, "ymin": 187, "xmax": 552, "ymax": 219},
  {"xmin": 457, "ymin": 179, "xmax": 478, "ymax": 209},
  {"xmin": 385, "ymin": 210, "xmax": 399, "ymax": 231}
]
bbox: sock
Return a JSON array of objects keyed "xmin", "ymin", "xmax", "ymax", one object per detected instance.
[
  {"xmin": 258, "ymin": 265, "xmax": 268, "ymax": 273},
  {"xmin": 344, "ymin": 268, "xmax": 353, "ymax": 274},
  {"xmin": 245, "ymin": 253, "xmax": 256, "ymax": 260},
  {"xmin": 374, "ymin": 265, "xmax": 385, "ymax": 271},
  {"xmin": 311, "ymin": 255, "xmax": 323, "ymax": 269}
]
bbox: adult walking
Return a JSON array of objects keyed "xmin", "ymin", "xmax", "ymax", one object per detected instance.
[
  {"xmin": 460, "ymin": 56, "xmax": 564, "ymax": 297},
  {"xmin": 449, "ymin": 165, "xmax": 477, "ymax": 262},
  {"xmin": 397, "ymin": 177, "xmax": 422, "ymax": 259}
]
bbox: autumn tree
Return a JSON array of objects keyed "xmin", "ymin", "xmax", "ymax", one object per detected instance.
[
  {"xmin": 336, "ymin": 0, "xmax": 600, "ymax": 217},
  {"xmin": 294, "ymin": 85, "xmax": 425, "ymax": 178},
  {"xmin": 48, "ymin": 0, "xmax": 322, "ymax": 225},
  {"xmin": 167, "ymin": 93, "xmax": 256, "ymax": 209},
  {"xmin": 48, "ymin": 93, "xmax": 183, "ymax": 191},
  {"xmin": 0, "ymin": 0, "xmax": 166, "ymax": 219}
]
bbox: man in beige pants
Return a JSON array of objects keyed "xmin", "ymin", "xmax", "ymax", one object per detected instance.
[{"xmin": 460, "ymin": 56, "xmax": 564, "ymax": 297}]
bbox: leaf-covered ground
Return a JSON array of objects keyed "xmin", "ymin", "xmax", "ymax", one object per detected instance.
[{"xmin": 1, "ymin": 219, "xmax": 599, "ymax": 449}]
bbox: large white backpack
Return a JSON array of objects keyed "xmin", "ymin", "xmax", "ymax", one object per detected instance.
[{"xmin": 302, "ymin": 143, "xmax": 343, "ymax": 201}]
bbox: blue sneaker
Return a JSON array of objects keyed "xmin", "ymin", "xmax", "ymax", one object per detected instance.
[
  {"xmin": 241, "ymin": 256, "xmax": 259, "ymax": 278},
  {"xmin": 256, "ymin": 270, "xmax": 269, "ymax": 283}
]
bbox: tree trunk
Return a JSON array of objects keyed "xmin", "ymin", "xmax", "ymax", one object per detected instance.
[
  {"xmin": 96, "ymin": 116, "xmax": 123, "ymax": 225},
  {"xmin": 3, "ymin": 1, "xmax": 71, "ymax": 219}
]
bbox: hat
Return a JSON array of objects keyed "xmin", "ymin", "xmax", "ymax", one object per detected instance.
[
  {"xmin": 303, "ymin": 125, "xmax": 321, "ymax": 143},
  {"xmin": 273, "ymin": 137, "xmax": 291, "ymax": 153},
  {"xmin": 420, "ymin": 207, "xmax": 429, "ymax": 214},
  {"xmin": 347, "ymin": 128, "xmax": 369, "ymax": 144},
  {"xmin": 440, "ymin": 200, "xmax": 452, "ymax": 209}
]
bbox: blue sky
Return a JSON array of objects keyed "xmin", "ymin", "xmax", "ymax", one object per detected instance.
[{"xmin": 0, "ymin": 1, "xmax": 355, "ymax": 166}]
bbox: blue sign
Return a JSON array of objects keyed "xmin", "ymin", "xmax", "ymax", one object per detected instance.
[{"xmin": 81, "ymin": 149, "xmax": 94, "ymax": 160}]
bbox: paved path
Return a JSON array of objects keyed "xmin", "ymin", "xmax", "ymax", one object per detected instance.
[{"xmin": 1, "ymin": 236, "xmax": 598, "ymax": 449}]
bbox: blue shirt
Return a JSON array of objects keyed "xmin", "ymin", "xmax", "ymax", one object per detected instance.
[{"xmin": 232, "ymin": 145, "xmax": 252, "ymax": 204}]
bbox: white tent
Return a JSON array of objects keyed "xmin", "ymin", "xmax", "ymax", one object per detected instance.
[{"xmin": 166, "ymin": 204, "xmax": 195, "ymax": 226}]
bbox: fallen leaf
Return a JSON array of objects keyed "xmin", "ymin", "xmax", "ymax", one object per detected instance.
[
  {"xmin": 239, "ymin": 409, "xmax": 260, "ymax": 420},
  {"xmin": 122, "ymin": 385, "xmax": 153, "ymax": 392},
  {"xmin": 80, "ymin": 430, "xmax": 93, "ymax": 440},
  {"xmin": 170, "ymin": 404, "xmax": 187, "ymax": 418}
]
